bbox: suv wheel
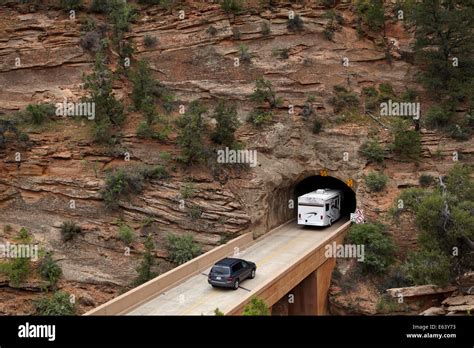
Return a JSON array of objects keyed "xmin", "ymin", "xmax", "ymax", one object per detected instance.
[
  {"xmin": 250, "ymin": 268, "xmax": 256, "ymax": 279},
  {"xmin": 233, "ymin": 279, "xmax": 239, "ymax": 290}
]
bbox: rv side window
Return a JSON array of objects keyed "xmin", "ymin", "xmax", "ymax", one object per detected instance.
[{"xmin": 325, "ymin": 203, "xmax": 329, "ymax": 211}]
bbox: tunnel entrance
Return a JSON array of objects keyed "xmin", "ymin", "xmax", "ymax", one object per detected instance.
[{"xmin": 294, "ymin": 175, "xmax": 356, "ymax": 218}]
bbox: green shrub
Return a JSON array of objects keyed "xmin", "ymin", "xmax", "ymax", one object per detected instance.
[
  {"xmin": 376, "ymin": 294, "xmax": 404, "ymax": 314},
  {"xmin": 25, "ymin": 104, "xmax": 55, "ymax": 125},
  {"xmin": 391, "ymin": 120, "xmax": 421, "ymax": 160},
  {"xmin": 378, "ymin": 82, "xmax": 394, "ymax": 98},
  {"xmin": 359, "ymin": 139, "xmax": 384, "ymax": 163},
  {"xmin": 177, "ymin": 101, "xmax": 208, "ymax": 165},
  {"xmin": 211, "ymin": 100, "xmax": 239, "ymax": 146},
  {"xmin": 0, "ymin": 257, "xmax": 30, "ymax": 286},
  {"xmin": 402, "ymin": 249, "xmax": 451, "ymax": 286},
  {"xmin": 18, "ymin": 131, "xmax": 29, "ymax": 142},
  {"xmin": 312, "ymin": 118, "xmax": 323, "ymax": 134},
  {"xmin": 221, "ymin": 0, "xmax": 242, "ymax": 14},
  {"xmin": 139, "ymin": 164, "xmax": 169, "ymax": 180},
  {"xmin": 378, "ymin": 266, "xmax": 412, "ymax": 291},
  {"xmin": 60, "ymin": 221, "xmax": 82, "ymax": 242},
  {"xmin": 180, "ymin": 182, "xmax": 196, "ymax": 199},
  {"xmin": 425, "ymin": 106, "xmax": 452, "ymax": 128},
  {"xmin": 397, "ymin": 187, "xmax": 430, "ymax": 211},
  {"xmin": 108, "ymin": 0, "xmax": 137, "ymax": 43},
  {"xmin": 329, "ymin": 86, "xmax": 359, "ymax": 113},
  {"xmin": 248, "ymin": 109, "xmax": 273, "ymax": 126},
  {"xmin": 18, "ymin": 227, "xmax": 30, "ymax": 241},
  {"xmin": 130, "ymin": 60, "xmax": 170, "ymax": 112},
  {"xmin": 323, "ymin": 27, "xmax": 335, "ymax": 40},
  {"xmin": 165, "ymin": 233, "xmax": 202, "ymax": 265},
  {"xmin": 448, "ymin": 124, "xmax": 470, "ymax": 141},
  {"xmin": 159, "ymin": 151, "xmax": 172, "ymax": 162},
  {"xmin": 60, "ymin": 0, "xmax": 82, "ymax": 10},
  {"xmin": 413, "ymin": 1, "xmax": 474, "ymax": 102},
  {"xmin": 320, "ymin": 0, "xmax": 336, "ymax": 7},
  {"xmin": 38, "ymin": 253, "xmax": 62, "ymax": 285},
  {"xmin": 250, "ymin": 78, "xmax": 281, "ymax": 108},
  {"xmin": 83, "ymin": 50, "xmax": 124, "ymax": 143},
  {"xmin": 143, "ymin": 34, "xmax": 157, "ymax": 48},
  {"xmin": 419, "ymin": 174, "xmax": 434, "ymax": 187},
  {"xmin": 238, "ymin": 43, "xmax": 251, "ymax": 63},
  {"xmin": 287, "ymin": 15, "xmax": 304, "ymax": 32},
  {"xmin": 102, "ymin": 167, "xmax": 143, "ymax": 209},
  {"xmin": 90, "ymin": 0, "xmax": 111, "ymax": 13},
  {"xmin": 362, "ymin": 86, "xmax": 378, "ymax": 98},
  {"xmin": 356, "ymin": 0, "xmax": 385, "ymax": 32},
  {"xmin": 323, "ymin": 9, "xmax": 341, "ymax": 40},
  {"xmin": 346, "ymin": 223, "xmax": 396, "ymax": 274},
  {"xmin": 446, "ymin": 163, "xmax": 474, "ymax": 202},
  {"xmin": 80, "ymin": 16, "xmax": 97, "ymax": 32},
  {"xmin": 243, "ymin": 297, "xmax": 270, "ymax": 316},
  {"xmin": 35, "ymin": 291, "xmax": 76, "ymax": 316},
  {"xmin": 402, "ymin": 88, "xmax": 418, "ymax": 102},
  {"xmin": 136, "ymin": 121, "xmax": 155, "ymax": 139},
  {"xmin": 188, "ymin": 205, "xmax": 203, "ymax": 219},
  {"xmin": 133, "ymin": 234, "xmax": 157, "ymax": 286},
  {"xmin": 364, "ymin": 171, "xmax": 388, "ymax": 192},
  {"xmin": 413, "ymin": 164, "xmax": 474, "ymax": 279},
  {"xmin": 118, "ymin": 222, "xmax": 135, "ymax": 245},
  {"xmin": 102, "ymin": 165, "xmax": 169, "ymax": 209},
  {"xmin": 214, "ymin": 308, "xmax": 224, "ymax": 316}
]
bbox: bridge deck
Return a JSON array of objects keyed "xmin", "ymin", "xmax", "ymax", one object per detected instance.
[{"xmin": 127, "ymin": 219, "xmax": 348, "ymax": 315}]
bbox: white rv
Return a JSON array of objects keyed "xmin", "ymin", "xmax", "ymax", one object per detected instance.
[{"xmin": 297, "ymin": 189, "xmax": 342, "ymax": 227}]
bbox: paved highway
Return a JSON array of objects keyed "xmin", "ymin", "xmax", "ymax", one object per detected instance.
[{"xmin": 127, "ymin": 219, "xmax": 348, "ymax": 315}]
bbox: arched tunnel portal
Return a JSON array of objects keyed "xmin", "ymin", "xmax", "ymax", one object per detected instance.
[
  {"xmin": 294, "ymin": 175, "xmax": 356, "ymax": 219},
  {"xmin": 263, "ymin": 172, "xmax": 358, "ymax": 232}
]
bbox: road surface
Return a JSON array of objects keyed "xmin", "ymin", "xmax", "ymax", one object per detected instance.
[{"xmin": 127, "ymin": 219, "xmax": 348, "ymax": 315}]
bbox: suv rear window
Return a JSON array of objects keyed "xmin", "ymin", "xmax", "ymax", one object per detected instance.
[{"xmin": 212, "ymin": 266, "xmax": 230, "ymax": 275}]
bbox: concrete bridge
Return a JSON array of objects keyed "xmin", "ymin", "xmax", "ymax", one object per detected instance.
[{"xmin": 85, "ymin": 218, "xmax": 351, "ymax": 316}]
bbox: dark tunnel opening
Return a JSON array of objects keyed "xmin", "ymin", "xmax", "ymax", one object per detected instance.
[{"xmin": 294, "ymin": 176, "xmax": 356, "ymax": 218}]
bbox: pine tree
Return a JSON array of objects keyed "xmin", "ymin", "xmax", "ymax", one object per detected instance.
[
  {"xmin": 130, "ymin": 59, "xmax": 172, "ymax": 113},
  {"xmin": 177, "ymin": 101, "xmax": 207, "ymax": 165},
  {"xmin": 133, "ymin": 234, "xmax": 157, "ymax": 286},
  {"xmin": 414, "ymin": 0, "xmax": 474, "ymax": 105},
  {"xmin": 211, "ymin": 100, "xmax": 239, "ymax": 147},
  {"xmin": 83, "ymin": 49, "xmax": 124, "ymax": 143}
]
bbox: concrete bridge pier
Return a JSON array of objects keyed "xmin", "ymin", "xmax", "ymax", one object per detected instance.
[{"xmin": 271, "ymin": 258, "xmax": 336, "ymax": 316}]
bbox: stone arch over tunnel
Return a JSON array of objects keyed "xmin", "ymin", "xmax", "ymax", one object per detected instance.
[{"xmin": 294, "ymin": 175, "xmax": 356, "ymax": 218}]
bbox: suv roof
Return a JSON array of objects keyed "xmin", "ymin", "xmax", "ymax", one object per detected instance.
[{"xmin": 214, "ymin": 257, "xmax": 242, "ymax": 267}]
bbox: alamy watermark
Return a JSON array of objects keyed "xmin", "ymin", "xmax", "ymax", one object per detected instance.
[
  {"xmin": 55, "ymin": 98, "xmax": 95, "ymax": 120},
  {"xmin": 325, "ymin": 241, "xmax": 365, "ymax": 262},
  {"xmin": 216, "ymin": 147, "xmax": 258, "ymax": 167},
  {"xmin": 380, "ymin": 99, "xmax": 420, "ymax": 120},
  {"xmin": 0, "ymin": 242, "xmax": 38, "ymax": 261}
]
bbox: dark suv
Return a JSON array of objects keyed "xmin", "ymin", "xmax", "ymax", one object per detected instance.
[{"xmin": 208, "ymin": 258, "xmax": 256, "ymax": 290}]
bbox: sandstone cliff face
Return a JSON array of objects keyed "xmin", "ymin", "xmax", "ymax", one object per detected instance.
[{"xmin": 0, "ymin": 1, "xmax": 472, "ymax": 314}]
